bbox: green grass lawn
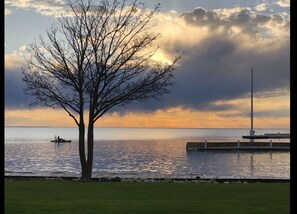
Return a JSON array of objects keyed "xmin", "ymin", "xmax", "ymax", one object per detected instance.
[{"xmin": 5, "ymin": 180, "xmax": 290, "ymax": 214}]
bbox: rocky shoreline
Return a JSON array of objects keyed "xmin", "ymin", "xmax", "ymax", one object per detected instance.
[{"xmin": 5, "ymin": 175, "xmax": 290, "ymax": 184}]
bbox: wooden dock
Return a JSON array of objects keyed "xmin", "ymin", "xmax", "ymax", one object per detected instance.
[{"xmin": 186, "ymin": 141, "xmax": 290, "ymax": 152}]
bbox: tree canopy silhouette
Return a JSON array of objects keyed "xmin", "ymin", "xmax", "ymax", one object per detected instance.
[{"xmin": 22, "ymin": 0, "xmax": 181, "ymax": 180}]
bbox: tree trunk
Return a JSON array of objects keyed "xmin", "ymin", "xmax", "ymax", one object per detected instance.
[
  {"xmin": 86, "ymin": 121, "xmax": 94, "ymax": 180},
  {"xmin": 85, "ymin": 104, "xmax": 95, "ymax": 180},
  {"xmin": 79, "ymin": 122, "xmax": 88, "ymax": 180}
]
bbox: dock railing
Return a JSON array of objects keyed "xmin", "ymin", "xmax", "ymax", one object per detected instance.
[{"xmin": 186, "ymin": 141, "xmax": 290, "ymax": 152}]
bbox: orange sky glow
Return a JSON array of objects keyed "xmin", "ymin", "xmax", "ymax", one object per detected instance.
[{"xmin": 5, "ymin": 95, "xmax": 289, "ymax": 129}]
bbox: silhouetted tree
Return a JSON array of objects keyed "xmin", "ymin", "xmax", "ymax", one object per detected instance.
[{"xmin": 22, "ymin": 0, "xmax": 181, "ymax": 181}]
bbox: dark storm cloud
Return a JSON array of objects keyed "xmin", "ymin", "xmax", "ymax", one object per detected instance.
[
  {"xmin": 5, "ymin": 68, "xmax": 34, "ymax": 108},
  {"xmin": 124, "ymin": 7, "xmax": 290, "ymax": 112},
  {"xmin": 216, "ymin": 109, "xmax": 289, "ymax": 118},
  {"xmin": 254, "ymin": 110, "xmax": 290, "ymax": 118},
  {"xmin": 126, "ymin": 39, "xmax": 289, "ymax": 112}
]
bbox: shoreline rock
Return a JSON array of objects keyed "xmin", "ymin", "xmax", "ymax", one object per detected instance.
[{"xmin": 5, "ymin": 175, "xmax": 290, "ymax": 184}]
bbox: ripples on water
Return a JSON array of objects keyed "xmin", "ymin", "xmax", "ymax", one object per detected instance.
[{"xmin": 4, "ymin": 127, "xmax": 290, "ymax": 179}]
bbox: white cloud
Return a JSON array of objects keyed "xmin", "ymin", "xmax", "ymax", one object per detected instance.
[
  {"xmin": 5, "ymin": 8, "xmax": 12, "ymax": 16},
  {"xmin": 254, "ymin": 3, "xmax": 270, "ymax": 12},
  {"xmin": 5, "ymin": 0, "xmax": 66, "ymax": 17},
  {"xmin": 5, "ymin": 45, "xmax": 28, "ymax": 69},
  {"xmin": 154, "ymin": 6, "xmax": 289, "ymax": 53},
  {"xmin": 275, "ymin": 0, "xmax": 290, "ymax": 7}
]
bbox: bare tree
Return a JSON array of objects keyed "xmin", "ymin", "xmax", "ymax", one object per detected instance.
[{"xmin": 22, "ymin": 0, "xmax": 181, "ymax": 181}]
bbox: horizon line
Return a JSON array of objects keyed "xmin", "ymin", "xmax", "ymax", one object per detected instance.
[{"xmin": 4, "ymin": 125, "xmax": 290, "ymax": 130}]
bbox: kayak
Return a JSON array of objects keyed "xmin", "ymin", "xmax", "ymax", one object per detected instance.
[{"xmin": 51, "ymin": 139, "xmax": 71, "ymax": 143}]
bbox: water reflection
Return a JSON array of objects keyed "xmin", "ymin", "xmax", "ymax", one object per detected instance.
[
  {"xmin": 186, "ymin": 150, "xmax": 289, "ymax": 178},
  {"xmin": 250, "ymin": 153, "xmax": 254, "ymax": 176},
  {"xmin": 5, "ymin": 139, "xmax": 290, "ymax": 179}
]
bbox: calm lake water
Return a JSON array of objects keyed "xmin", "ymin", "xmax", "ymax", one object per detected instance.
[{"xmin": 5, "ymin": 127, "xmax": 290, "ymax": 179}]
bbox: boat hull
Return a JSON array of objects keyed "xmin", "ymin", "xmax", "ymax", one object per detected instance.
[{"xmin": 51, "ymin": 140, "xmax": 71, "ymax": 143}]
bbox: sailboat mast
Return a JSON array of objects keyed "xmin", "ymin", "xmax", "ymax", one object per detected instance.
[{"xmin": 250, "ymin": 67, "xmax": 254, "ymax": 136}]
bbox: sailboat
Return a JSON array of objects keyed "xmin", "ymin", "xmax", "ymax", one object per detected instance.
[{"xmin": 242, "ymin": 68, "xmax": 290, "ymax": 139}]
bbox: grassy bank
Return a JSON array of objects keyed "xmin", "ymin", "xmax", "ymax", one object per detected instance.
[{"xmin": 5, "ymin": 180, "xmax": 289, "ymax": 214}]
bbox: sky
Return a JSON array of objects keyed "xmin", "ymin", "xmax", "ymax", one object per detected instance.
[{"xmin": 4, "ymin": 0, "xmax": 290, "ymax": 129}]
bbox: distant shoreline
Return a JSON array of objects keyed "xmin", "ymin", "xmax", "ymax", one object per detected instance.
[{"xmin": 4, "ymin": 126, "xmax": 291, "ymax": 130}]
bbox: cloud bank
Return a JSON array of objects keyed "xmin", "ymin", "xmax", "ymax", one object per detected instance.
[
  {"xmin": 125, "ymin": 6, "xmax": 289, "ymax": 112},
  {"xmin": 5, "ymin": 5, "xmax": 290, "ymax": 121}
]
